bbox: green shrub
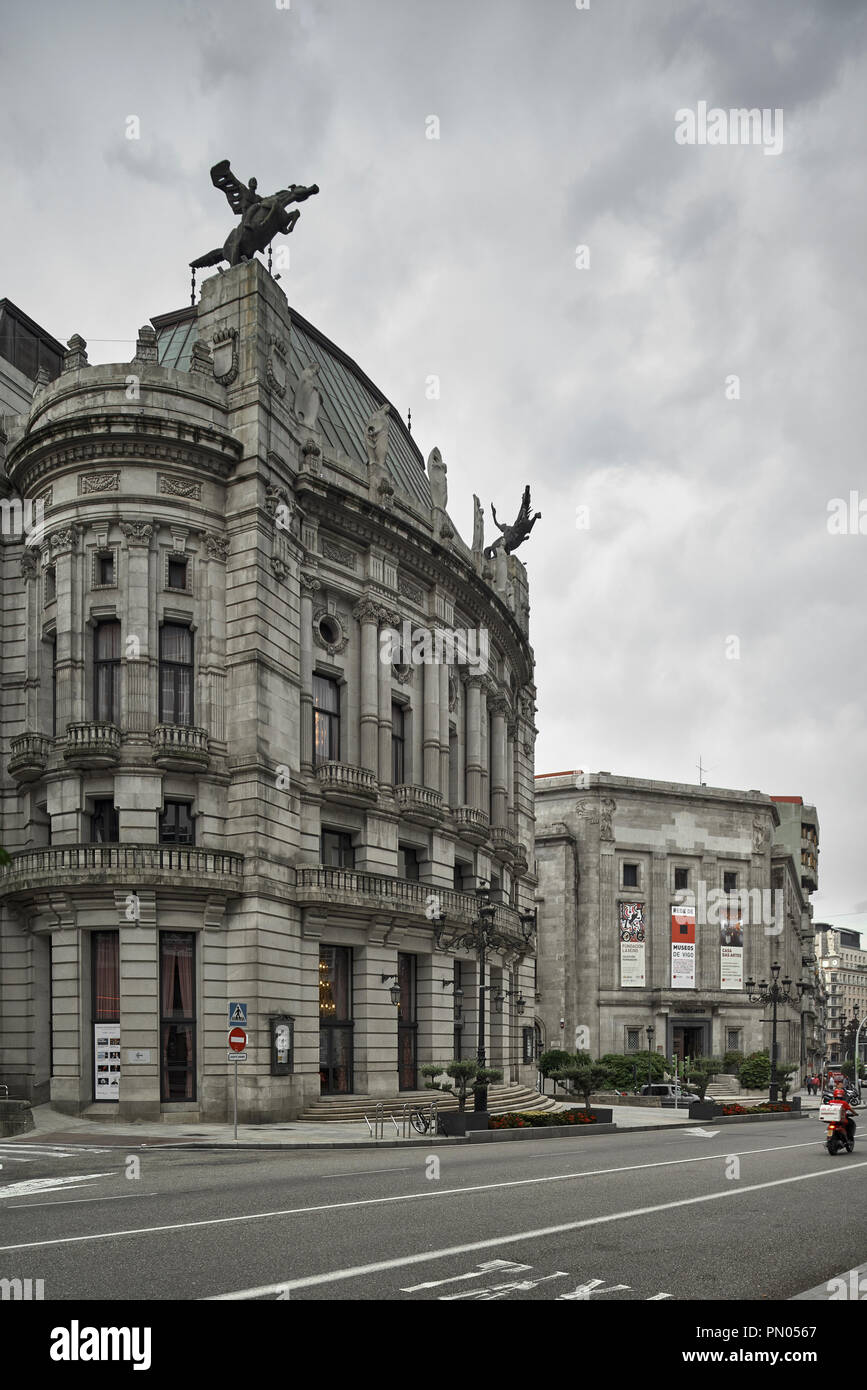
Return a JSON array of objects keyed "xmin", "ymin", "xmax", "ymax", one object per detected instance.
[
  {"xmin": 538, "ymin": 1049, "xmax": 574, "ymax": 1079},
  {"xmin": 723, "ymin": 1050, "xmax": 745, "ymax": 1075},
  {"xmin": 739, "ymin": 1051, "xmax": 771, "ymax": 1089},
  {"xmin": 598, "ymin": 1052, "xmax": 665, "ymax": 1091}
]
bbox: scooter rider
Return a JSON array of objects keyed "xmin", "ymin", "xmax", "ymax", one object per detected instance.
[{"xmin": 833, "ymin": 1085, "xmax": 858, "ymax": 1149}]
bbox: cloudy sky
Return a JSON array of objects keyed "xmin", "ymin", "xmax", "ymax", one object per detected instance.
[{"xmin": 2, "ymin": 0, "xmax": 865, "ymax": 931}]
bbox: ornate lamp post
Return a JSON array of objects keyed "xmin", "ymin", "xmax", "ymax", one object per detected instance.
[
  {"xmin": 745, "ymin": 962, "xmax": 806, "ymax": 1102},
  {"xmin": 434, "ymin": 884, "xmax": 535, "ymax": 1112}
]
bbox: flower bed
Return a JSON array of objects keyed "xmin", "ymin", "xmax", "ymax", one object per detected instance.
[
  {"xmin": 720, "ymin": 1102, "xmax": 793, "ymax": 1115},
  {"xmin": 490, "ymin": 1109, "xmax": 599, "ymax": 1129}
]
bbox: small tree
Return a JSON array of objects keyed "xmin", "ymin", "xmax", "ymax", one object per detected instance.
[
  {"xmin": 776, "ymin": 1062, "xmax": 798, "ymax": 1101},
  {"xmin": 739, "ymin": 1051, "xmax": 771, "ymax": 1090},
  {"xmin": 553, "ymin": 1063, "xmax": 613, "ymax": 1113},
  {"xmin": 421, "ymin": 1060, "xmax": 502, "ymax": 1114},
  {"xmin": 685, "ymin": 1057, "xmax": 722, "ymax": 1101},
  {"xmin": 723, "ymin": 1050, "xmax": 745, "ymax": 1075}
]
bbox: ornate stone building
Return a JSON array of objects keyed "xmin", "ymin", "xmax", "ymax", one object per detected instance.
[
  {"xmin": 535, "ymin": 771, "xmax": 819, "ymax": 1076},
  {"xmin": 0, "ymin": 262, "xmax": 538, "ymax": 1121}
]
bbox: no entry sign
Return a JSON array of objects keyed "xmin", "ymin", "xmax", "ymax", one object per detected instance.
[{"xmin": 228, "ymin": 1027, "xmax": 247, "ymax": 1053}]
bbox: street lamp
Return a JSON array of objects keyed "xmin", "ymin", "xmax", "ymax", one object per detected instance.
[
  {"xmin": 381, "ymin": 973, "xmax": 401, "ymax": 1007},
  {"xmin": 433, "ymin": 881, "xmax": 530, "ymax": 1112},
  {"xmin": 745, "ymin": 962, "xmax": 805, "ymax": 1102},
  {"xmin": 646, "ymin": 1025, "xmax": 655, "ymax": 1089}
]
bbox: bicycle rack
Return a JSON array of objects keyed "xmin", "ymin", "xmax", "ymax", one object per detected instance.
[{"xmin": 363, "ymin": 1102, "xmax": 385, "ymax": 1140}]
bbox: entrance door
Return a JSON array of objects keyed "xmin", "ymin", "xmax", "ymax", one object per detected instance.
[
  {"xmin": 397, "ymin": 952, "xmax": 417, "ymax": 1090},
  {"xmin": 319, "ymin": 1025, "xmax": 353, "ymax": 1095},
  {"xmin": 672, "ymin": 1024, "xmax": 707, "ymax": 1065}
]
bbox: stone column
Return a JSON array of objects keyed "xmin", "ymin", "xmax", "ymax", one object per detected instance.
[
  {"xmin": 465, "ymin": 676, "xmax": 483, "ymax": 809},
  {"xmin": 299, "ymin": 572, "xmax": 320, "ymax": 772},
  {"xmin": 506, "ymin": 719, "xmax": 517, "ymax": 834},
  {"xmin": 354, "ymin": 600, "xmax": 381, "ymax": 774},
  {"xmin": 20, "ymin": 552, "xmax": 40, "ymax": 727},
  {"xmin": 438, "ymin": 663, "xmax": 450, "ymax": 802},
  {"xmin": 50, "ymin": 526, "xmax": 81, "ymax": 732},
  {"xmin": 423, "ymin": 646, "xmax": 440, "ymax": 791},
  {"xmin": 121, "ymin": 522, "xmax": 155, "ymax": 734},
  {"xmin": 377, "ymin": 612, "xmax": 395, "ymax": 788},
  {"xmin": 479, "ymin": 680, "xmax": 490, "ymax": 813},
  {"xmin": 354, "ymin": 937, "xmax": 399, "ymax": 1096},
  {"xmin": 490, "ymin": 698, "xmax": 508, "ymax": 828}
]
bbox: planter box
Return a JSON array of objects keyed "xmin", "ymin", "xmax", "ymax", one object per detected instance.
[
  {"xmin": 689, "ymin": 1100, "xmax": 722, "ymax": 1121},
  {"xmin": 439, "ymin": 1111, "xmax": 489, "ymax": 1137}
]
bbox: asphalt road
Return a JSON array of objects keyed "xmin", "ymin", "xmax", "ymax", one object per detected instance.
[{"xmin": 1, "ymin": 1120, "xmax": 865, "ymax": 1302}]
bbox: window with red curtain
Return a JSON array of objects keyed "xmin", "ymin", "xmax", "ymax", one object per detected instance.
[
  {"xmin": 92, "ymin": 931, "xmax": 119, "ymax": 1021},
  {"xmin": 159, "ymin": 932, "xmax": 196, "ymax": 1101}
]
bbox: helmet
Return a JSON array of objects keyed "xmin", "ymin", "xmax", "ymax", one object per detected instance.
[{"xmin": 834, "ymin": 1086, "xmax": 846, "ymax": 1098}]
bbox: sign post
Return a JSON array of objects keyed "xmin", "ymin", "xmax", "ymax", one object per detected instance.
[{"xmin": 227, "ymin": 1004, "xmax": 248, "ymax": 1142}]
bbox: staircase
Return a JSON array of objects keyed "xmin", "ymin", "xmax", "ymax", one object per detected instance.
[{"xmin": 299, "ymin": 1082, "xmax": 558, "ymax": 1122}]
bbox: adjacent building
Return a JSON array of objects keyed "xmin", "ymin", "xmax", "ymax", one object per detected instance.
[
  {"xmin": 535, "ymin": 771, "xmax": 819, "ymax": 1075},
  {"xmin": 815, "ymin": 925, "xmax": 867, "ymax": 1066},
  {"xmin": 0, "ymin": 261, "xmax": 539, "ymax": 1122}
]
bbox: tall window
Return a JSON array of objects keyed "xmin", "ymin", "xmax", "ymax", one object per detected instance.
[
  {"xmin": 160, "ymin": 932, "xmax": 196, "ymax": 1101},
  {"xmin": 453, "ymin": 959, "xmax": 463, "ymax": 1060},
  {"xmin": 623, "ymin": 863, "xmax": 638, "ymax": 887},
  {"xmin": 674, "ymin": 866, "xmax": 688, "ymax": 891},
  {"xmin": 723, "ymin": 871, "xmax": 738, "ymax": 894},
  {"xmin": 94, "ymin": 620, "xmax": 121, "ymax": 723},
  {"xmin": 92, "ymin": 931, "xmax": 120, "ymax": 1020},
  {"xmin": 313, "ymin": 675, "xmax": 340, "ymax": 764},
  {"xmin": 321, "ymin": 830, "xmax": 354, "ymax": 868},
  {"xmin": 159, "ymin": 624, "xmax": 193, "ymax": 726},
  {"xmin": 397, "ymin": 952, "xmax": 417, "ymax": 1090},
  {"xmin": 159, "ymin": 801, "xmax": 194, "ymax": 845},
  {"xmin": 398, "ymin": 845, "xmax": 420, "ymax": 881},
  {"xmin": 50, "ymin": 636, "xmax": 57, "ymax": 736},
  {"xmin": 90, "ymin": 800, "xmax": 119, "ymax": 843},
  {"xmin": 392, "ymin": 703, "xmax": 405, "ymax": 785}
]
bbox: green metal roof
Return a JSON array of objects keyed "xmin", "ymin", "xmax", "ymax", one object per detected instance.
[{"xmin": 151, "ymin": 302, "xmax": 431, "ymax": 509}]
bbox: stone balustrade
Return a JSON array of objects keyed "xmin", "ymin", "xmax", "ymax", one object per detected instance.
[
  {"xmin": 0, "ymin": 843, "xmax": 244, "ymax": 899},
  {"xmin": 394, "ymin": 783, "xmax": 445, "ymax": 825},
  {"xmin": 8, "ymin": 733, "xmax": 51, "ymax": 783},
  {"xmin": 315, "ymin": 760, "xmax": 378, "ymax": 805},
  {"xmin": 453, "ymin": 805, "xmax": 490, "ymax": 845},
  {"xmin": 62, "ymin": 721, "xmax": 121, "ymax": 768},
  {"xmin": 295, "ymin": 865, "xmax": 524, "ymax": 940},
  {"xmin": 150, "ymin": 723, "xmax": 211, "ymax": 770}
]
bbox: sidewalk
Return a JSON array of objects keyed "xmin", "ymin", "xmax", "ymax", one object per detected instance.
[{"xmin": 8, "ymin": 1092, "xmax": 817, "ymax": 1151}]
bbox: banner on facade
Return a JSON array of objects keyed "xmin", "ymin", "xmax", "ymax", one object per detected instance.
[
  {"xmin": 619, "ymin": 901, "xmax": 646, "ymax": 987},
  {"xmin": 94, "ymin": 1023, "xmax": 120, "ymax": 1101},
  {"xmin": 671, "ymin": 903, "xmax": 696, "ymax": 988},
  {"xmin": 719, "ymin": 907, "xmax": 744, "ymax": 990}
]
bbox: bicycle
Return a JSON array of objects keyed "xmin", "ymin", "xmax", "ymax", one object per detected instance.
[{"xmin": 409, "ymin": 1108, "xmax": 444, "ymax": 1135}]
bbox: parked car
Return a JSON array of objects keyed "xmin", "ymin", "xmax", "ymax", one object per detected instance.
[{"xmin": 640, "ymin": 1083, "xmax": 689, "ymax": 1099}]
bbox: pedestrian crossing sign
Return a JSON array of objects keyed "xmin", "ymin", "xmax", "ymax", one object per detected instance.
[{"xmin": 228, "ymin": 1001, "xmax": 247, "ymax": 1025}]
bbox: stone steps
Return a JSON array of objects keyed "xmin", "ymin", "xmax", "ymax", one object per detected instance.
[{"xmin": 299, "ymin": 1083, "xmax": 558, "ymax": 1122}]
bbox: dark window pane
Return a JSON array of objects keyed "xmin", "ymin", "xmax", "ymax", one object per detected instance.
[
  {"xmin": 319, "ymin": 946, "xmax": 351, "ymax": 1020},
  {"xmin": 160, "ymin": 801, "xmax": 194, "ymax": 844},
  {"xmin": 168, "ymin": 557, "xmax": 187, "ymax": 590},
  {"xmin": 92, "ymin": 931, "xmax": 120, "ymax": 1021}
]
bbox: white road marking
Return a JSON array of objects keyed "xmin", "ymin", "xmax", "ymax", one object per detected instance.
[
  {"xmin": 443, "ymin": 1272, "xmax": 569, "ymax": 1300},
  {"xmin": 0, "ymin": 1144, "xmax": 111, "ymax": 1158},
  {"xmin": 0, "ymin": 1135, "xmax": 831, "ymax": 1255},
  {"xmin": 9, "ymin": 1192, "xmax": 158, "ymax": 1210},
  {"xmin": 0, "ymin": 1174, "xmax": 107, "ymax": 1202},
  {"xmin": 557, "ymin": 1278, "xmax": 631, "ymax": 1299},
  {"xmin": 684, "ymin": 1128, "xmax": 720, "ymax": 1138},
  {"xmin": 402, "ymin": 1260, "xmax": 530, "ymax": 1292},
  {"xmin": 209, "ymin": 1160, "xmax": 867, "ymax": 1299}
]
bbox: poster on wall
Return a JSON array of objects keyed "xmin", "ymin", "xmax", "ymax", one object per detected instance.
[
  {"xmin": 94, "ymin": 1023, "xmax": 120, "ymax": 1101},
  {"xmin": 619, "ymin": 902, "xmax": 646, "ymax": 987},
  {"xmin": 671, "ymin": 903, "xmax": 696, "ymax": 988},
  {"xmin": 720, "ymin": 907, "xmax": 744, "ymax": 990}
]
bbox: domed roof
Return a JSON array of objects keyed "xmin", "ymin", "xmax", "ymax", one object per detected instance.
[{"xmin": 152, "ymin": 302, "xmax": 431, "ymax": 510}]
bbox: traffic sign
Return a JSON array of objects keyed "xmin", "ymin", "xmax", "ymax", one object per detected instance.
[
  {"xmin": 228, "ymin": 1001, "xmax": 247, "ymax": 1025},
  {"xmin": 227, "ymin": 1051, "xmax": 247, "ymax": 1062},
  {"xmin": 228, "ymin": 1027, "xmax": 247, "ymax": 1053}
]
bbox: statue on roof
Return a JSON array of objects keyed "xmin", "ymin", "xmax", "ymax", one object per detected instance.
[
  {"xmin": 190, "ymin": 160, "xmax": 319, "ymax": 270},
  {"xmin": 484, "ymin": 485, "xmax": 541, "ymax": 559}
]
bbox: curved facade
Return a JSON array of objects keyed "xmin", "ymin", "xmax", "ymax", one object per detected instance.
[{"xmin": 0, "ymin": 261, "xmax": 538, "ymax": 1121}]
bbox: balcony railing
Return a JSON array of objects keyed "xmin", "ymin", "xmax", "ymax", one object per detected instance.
[
  {"xmin": 315, "ymin": 760, "xmax": 378, "ymax": 804},
  {"xmin": 0, "ymin": 843, "xmax": 244, "ymax": 898},
  {"xmin": 151, "ymin": 724, "xmax": 210, "ymax": 769},
  {"xmin": 453, "ymin": 805, "xmax": 490, "ymax": 844},
  {"xmin": 295, "ymin": 866, "xmax": 525, "ymax": 940},
  {"xmin": 63, "ymin": 721, "xmax": 121, "ymax": 767},
  {"xmin": 490, "ymin": 825, "xmax": 521, "ymax": 863},
  {"xmin": 394, "ymin": 784, "xmax": 444, "ymax": 824},
  {"xmin": 8, "ymin": 733, "xmax": 51, "ymax": 783}
]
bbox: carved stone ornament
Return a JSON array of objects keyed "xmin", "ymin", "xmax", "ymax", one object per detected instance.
[
  {"xmin": 266, "ymin": 335, "xmax": 288, "ymax": 397},
  {"xmin": 159, "ymin": 474, "xmax": 202, "ymax": 500},
  {"xmin": 271, "ymin": 555, "xmax": 291, "ymax": 582},
  {"xmin": 575, "ymin": 799, "xmax": 599, "ymax": 826},
  {"xmin": 20, "ymin": 551, "xmax": 38, "ymax": 579},
  {"xmin": 398, "ymin": 576, "xmax": 423, "ymax": 605},
  {"xmin": 313, "ymin": 607, "xmax": 348, "ymax": 655},
  {"xmin": 79, "ymin": 471, "xmax": 120, "ymax": 495},
  {"xmin": 322, "ymin": 539, "xmax": 356, "ymax": 569},
  {"xmin": 37, "ymin": 485, "xmax": 53, "ymax": 508},
  {"xmin": 300, "ymin": 571, "xmax": 321, "ymax": 595},
  {"xmin": 294, "ymin": 362, "xmax": 321, "ymax": 430},
  {"xmin": 599, "ymin": 797, "xmax": 617, "ymax": 841},
  {"xmin": 352, "ymin": 599, "xmax": 382, "ymax": 625},
  {"xmin": 205, "ymin": 533, "xmax": 230, "ymax": 561},
  {"xmin": 752, "ymin": 819, "xmax": 768, "ymax": 853},
  {"xmin": 119, "ymin": 521, "xmax": 154, "ymax": 546},
  {"xmin": 448, "ymin": 673, "xmax": 458, "ymax": 712},
  {"xmin": 300, "ymin": 438, "xmax": 321, "ymax": 464},
  {"xmin": 211, "ymin": 327, "xmax": 239, "ymax": 386},
  {"xmin": 264, "ymin": 483, "xmax": 289, "ymax": 518},
  {"xmin": 49, "ymin": 525, "xmax": 81, "ymax": 556},
  {"xmin": 393, "ymin": 663, "xmax": 414, "ymax": 685}
]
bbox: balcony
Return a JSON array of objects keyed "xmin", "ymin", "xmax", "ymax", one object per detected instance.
[
  {"xmin": 453, "ymin": 805, "xmax": 490, "ymax": 845},
  {"xmin": 315, "ymin": 760, "xmax": 378, "ymax": 806},
  {"xmin": 63, "ymin": 722, "xmax": 121, "ymax": 769},
  {"xmin": 295, "ymin": 866, "xmax": 525, "ymax": 941},
  {"xmin": 8, "ymin": 733, "xmax": 51, "ymax": 783},
  {"xmin": 151, "ymin": 723, "xmax": 210, "ymax": 771},
  {"xmin": 490, "ymin": 825, "xmax": 521, "ymax": 864},
  {"xmin": 0, "ymin": 843, "xmax": 244, "ymax": 900},
  {"xmin": 394, "ymin": 784, "xmax": 444, "ymax": 826}
]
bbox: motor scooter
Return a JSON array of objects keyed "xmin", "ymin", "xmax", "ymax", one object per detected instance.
[{"xmin": 819, "ymin": 1101, "xmax": 855, "ymax": 1155}]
